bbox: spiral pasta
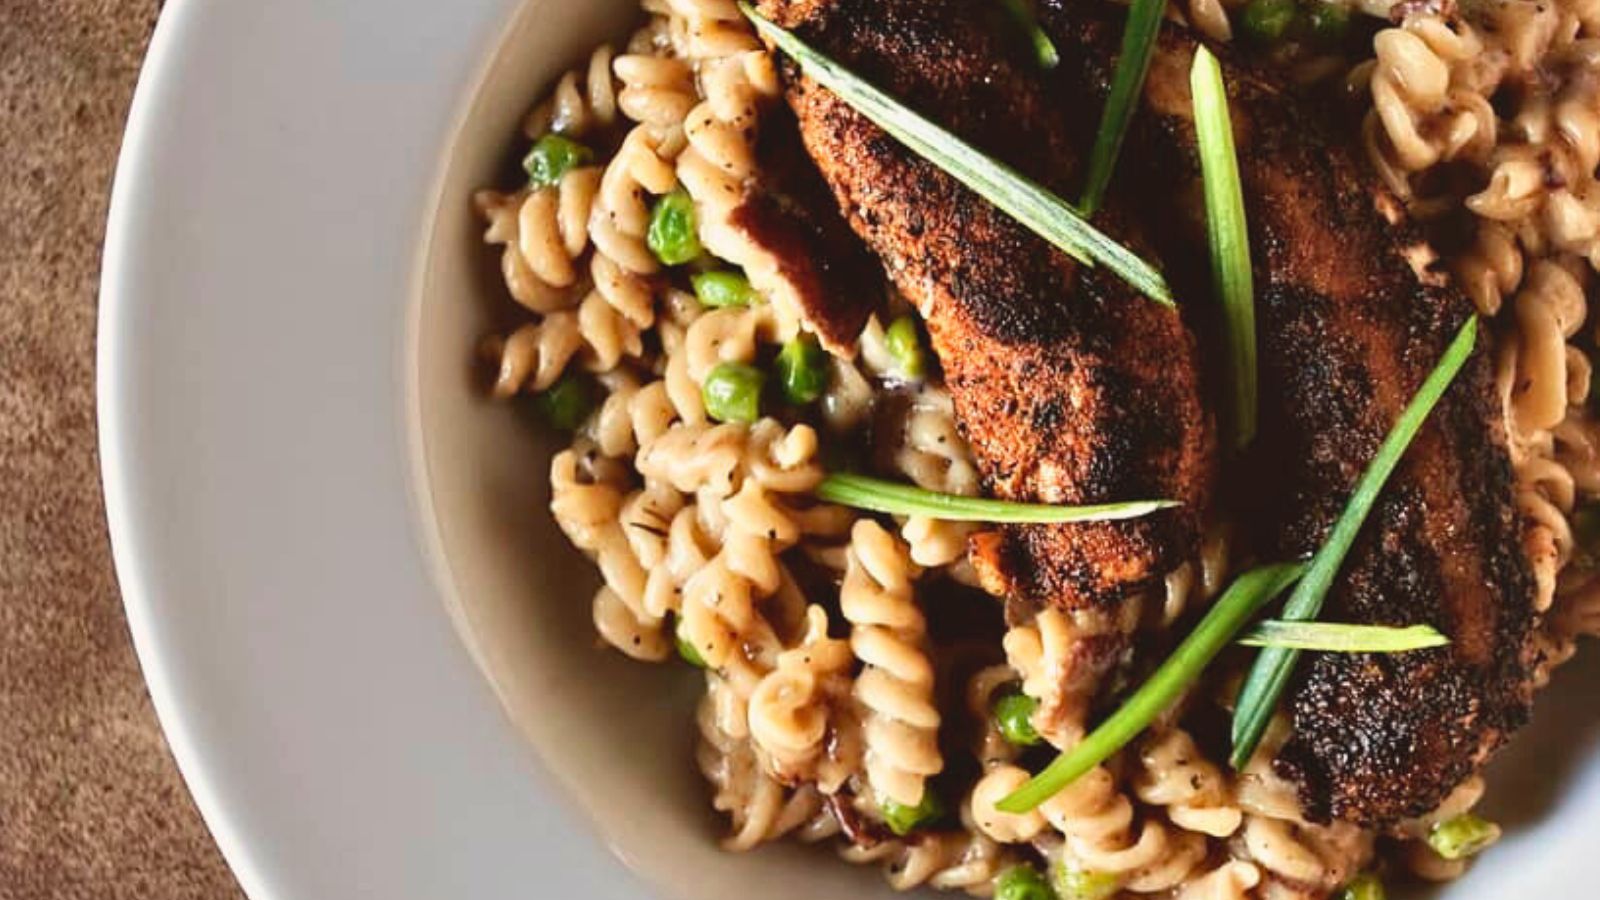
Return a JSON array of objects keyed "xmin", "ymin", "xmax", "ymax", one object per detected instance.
[
  {"xmin": 1001, "ymin": 603, "xmax": 1142, "ymax": 749},
  {"xmin": 1175, "ymin": 861, "xmax": 1263, "ymax": 900},
  {"xmin": 1041, "ymin": 764, "xmax": 1209, "ymax": 893},
  {"xmin": 675, "ymin": 52, "xmax": 818, "ymax": 342},
  {"xmin": 900, "ymin": 515, "xmax": 978, "ymax": 570},
  {"xmin": 1237, "ymin": 815, "xmax": 1370, "ymax": 896},
  {"xmin": 837, "ymin": 826, "xmax": 1014, "ymax": 895},
  {"xmin": 551, "ymin": 447, "xmax": 678, "ymax": 661},
  {"xmin": 1134, "ymin": 728, "xmax": 1243, "ymax": 838},
  {"xmin": 479, "ymin": 203, "xmax": 570, "ymax": 313},
  {"xmin": 887, "ymin": 385, "xmax": 981, "ymax": 498},
  {"xmin": 1158, "ymin": 523, "xmax": 1231, "ymax": 626},
  {"xmin": 748, "ymin": 605, "xmax": 854, "ymax": 784},
  {"xmin": 697, "ymin": 678, "xmax": 836, "ymax": 851},
  {"xmin": 479, "ymin": 316, "xmax": 584, "ymax": 398},
  {"xmin": 841, "ymin": 520, "xmax": 942, "ymax": 808},
  {"xmin": 593, "ymin": 124, "xmax": 681, "ymax": 274},
  {"xmin": 522, "ymin": 43, "xmax": 621, "ymax": 140},
  {"xmin": 968, "ymin": 764, "xmax": 1046, "ymax": 844},
  {"xmin": 653, "ymin": 0, "xmax": 764, "ymax": 61},
  {"xmin": 673, "ymin": 423, "xmax": 821, "ymax": 685},
  {"xmin": 1364, "ymin": 18, "xmax": 1495, "ymax": 188},
  {"xmin": 587, "ymin": 372, "xmax": 677, "ymax": 458},
  {"xmin": 614, "ymin": 53, "xmax": 698, "ymax": 130},
  {"xmin": 1000, "ymin": 611, "xmax": 1081, "ymax": 746}
]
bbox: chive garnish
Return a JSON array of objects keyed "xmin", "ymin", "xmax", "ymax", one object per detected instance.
[
  {"xmin": 739, "ymin": 3, "xmax": 1175, "ymax": 306},
  {"xmin": 815, "ymin": 473, "xmax": 1177, "ymax": 524},
  {"xmin": 997, "ymin": 562, "xmax": 1306, "ymax": 814},
  {"xmin": 1191, "ymin": 46, "xmax": 1257, "ymax": 450},
  {"xmin": 1237, "ymin": 621, "xmax": 1451, "ymax": 653},
  {"xmin": 1078, "ymin": 0, "xmax": 1165, "ymax": 216},
  {"xmin": 1229, "ymin": 315, "xmax": 1481, "ymax": 768},
  {"xmin": 999, "ymin": 0, "xmax": 1061, "ymax": 70}
]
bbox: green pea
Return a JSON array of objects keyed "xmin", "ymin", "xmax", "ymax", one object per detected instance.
[
  {"xmin": 701, "ymin": 362, "xmax": 766, "ymax": 424},
  {"xmin": 673, "ymin": 617, "xmax": 707, "ymax": 668},
  {"xmin": 774, "ymin": 335, "xmax": 831, "ymax": 405},
  {"xmin": 1240, "ymin": 0, "xmax": 1297, "ymax": 43},
  {"xmin": 880, "ymin": 788, "xmax": 944, "ymax": 836},
  {"xmin": 994, "ymin": 864, "xmax": 1053, "ymax": 900},
  {"xmin": 523, "ymin": 134, "xmax": 595, "ymax": 190},
  {"xmin": 1304, "ymin": 1, "xmax": 1351, "ymax": 45},
  {"xmin": 993, "ymin": 691, "xmax": 1042, "ymax": 747},
  {"xmin": 647, "ymin": 189, "xmax": 703, "ymax": 266},
  {"xmin": 884, "ymin": 315, "xmax": 928, "ymax": 381},
  {"xmin": 692, "ymin": 270, "xmax": 756, "ymax": 309},
  {"xmin": 1336, "ymin": 872, "xmax": 1386, "ymax": 900},
  {"xmin": 1051, "ymin": 862, "xmax": 1120, "ymax": 900},
  {"xmin": 1426, "ymin": 814, "xmax": 1501, "ymax": 861},
  {"xmin": 532, "ymin": 374, "xmax": 595, "ymax": 431}
]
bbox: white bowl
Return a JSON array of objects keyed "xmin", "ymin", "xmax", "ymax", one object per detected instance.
[{"xmin": 99, "ymin": 0, "xmax": 1600, "ymax": 897}]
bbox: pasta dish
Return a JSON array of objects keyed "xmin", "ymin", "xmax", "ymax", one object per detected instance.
[{"xmin": 469, "ymin": 0, "xmax": 1600, "ymax": 895}]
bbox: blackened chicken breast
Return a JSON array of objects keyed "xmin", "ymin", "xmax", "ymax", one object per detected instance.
[
  {"xmin": 1041, "ymin": 3, "xmax": 1541, "ymax": 826},
  {"xmin": 756, "ymin": 0, "xmax": 1215, "ymax": 628}
]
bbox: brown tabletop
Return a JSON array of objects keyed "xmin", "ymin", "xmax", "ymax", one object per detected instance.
[{"xmin": 1, "ymin": 2, "xmax": 241, "ymax": 896}]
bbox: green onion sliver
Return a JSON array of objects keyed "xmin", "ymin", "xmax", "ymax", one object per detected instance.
[
  {"xmin": 1238, "ymin": 621, "xmax": 1451, "ymax": 653},
  {"xmin": 739, "ymin": 3, "xmax": 1174, "ymax": 306},
  {"xmin": 1229, "ymin": 315, "xmax": 1480, "ymax": 768},
  {"xmin": 1078, "ymin": 0, "xmax": 1165, "ymax": 216},
  {"xmin": 999, "ymin": 0, "xmax": 1061, "ymax": 70},
  {"xmin": 997, "ymin": 562, "xmax": 1306, "ymax": 814},
  {"xmin": 1191, "ymin": 46, "xmax": 1257, "ymax": 451},
  {"xmin": 816, "ymin": 473, "xmax": 1177, "ymax": 524}
]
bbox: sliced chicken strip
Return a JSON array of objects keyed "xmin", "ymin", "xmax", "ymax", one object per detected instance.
[
  {"xmin": 1041, "ymin": 4, "xmax": 1540, "ymax": 825},
  {"xmin": 756, "ymin": 0, "xmax": 1214, "ymax": 628}
]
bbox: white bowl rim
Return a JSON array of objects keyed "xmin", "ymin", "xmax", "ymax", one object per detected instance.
[{"xmin": 97, "ymin": 1, "xmax": 657, "ymax": 897}]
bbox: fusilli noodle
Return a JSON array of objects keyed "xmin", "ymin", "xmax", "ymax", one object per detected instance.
[{"xmin": 841, "ymin": 520, "xmax": 942, "ymax": 808}]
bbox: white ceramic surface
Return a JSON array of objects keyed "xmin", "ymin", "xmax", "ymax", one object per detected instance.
[{"xmin": 98, "ymin": 0, "xmax": 1600, "ymax": 898}]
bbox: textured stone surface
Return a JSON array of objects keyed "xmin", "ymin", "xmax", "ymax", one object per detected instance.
[{"xmin": 0, "ymin": 2, "xmax": 242, "ymax": 897}]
